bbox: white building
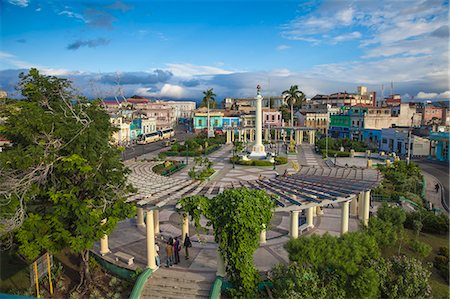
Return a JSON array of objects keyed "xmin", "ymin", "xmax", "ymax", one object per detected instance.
[
  {"xmin": 380, "ymin": 128, "xmax": 430, "ymax": 157},
  {"xmin": 141, "ymin": 118, "xmax": 157, "ymax": 134},
  {"xmin": 162, "ymin": 101, "xmax": 196, "ymax": 119},
  {"xmin": 110, "ymin": 116, "xmax": 131, "ymax": 146}
]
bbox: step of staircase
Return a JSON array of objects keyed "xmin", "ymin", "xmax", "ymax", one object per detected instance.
[{"xmin": 141, "ymin": 268, "xmax": 214, "ymax": 299}]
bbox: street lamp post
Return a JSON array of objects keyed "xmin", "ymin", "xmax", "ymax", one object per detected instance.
[{"xmin": 232, "ymin": 147, "xmax": 235, "ymax": 169}]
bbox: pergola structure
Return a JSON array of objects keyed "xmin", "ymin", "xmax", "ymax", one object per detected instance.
[
  {"xmin": 98, "ymin": 161, "xmax": 382, "ymax": 272},
  {"xmin": 224, "ymin": 126, "xmax": 317, "ymax": 145}
]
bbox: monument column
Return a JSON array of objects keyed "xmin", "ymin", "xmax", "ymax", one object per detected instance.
[
  {"xmin": 182, "ymin": 213, "xmax": 189, "ymax": 243},
  {"xmin": 250, "ymin": 85, "xmax": 266, "ymax": 158},
  {"xmin": 289, "ymin": 211, "xmax": 299, "ymax": 238}
]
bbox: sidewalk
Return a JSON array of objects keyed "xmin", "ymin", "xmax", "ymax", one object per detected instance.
[{"xmin": 422, "ymin": 172, "xmax": 445, "ymax": 211}]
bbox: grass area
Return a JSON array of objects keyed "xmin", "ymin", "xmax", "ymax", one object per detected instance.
[
  {"xmin": 381, "ymin": 229, "xmax": 449, "ymax": 298},
  {"xmin": 0, "ymin": 249, "xmax": 29, "ymax": 293}
]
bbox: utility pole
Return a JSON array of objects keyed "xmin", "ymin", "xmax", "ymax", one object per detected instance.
[{"xmin": 407, "ymin": 113, "xmax": 415, "ymax": 165}]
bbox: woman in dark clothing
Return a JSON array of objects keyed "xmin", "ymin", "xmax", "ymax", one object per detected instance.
[{"xmin": 183, "ymin": 234, "xmax": 192, "ymax": 260}]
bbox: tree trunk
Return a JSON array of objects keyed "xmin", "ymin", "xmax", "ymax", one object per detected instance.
[
  {"xmin": 77, "ymin": 250, "xmax": 92, "ymax": 292},
  {"xmin": 290, "ymin": 103, "xmax": 294, "ymax": 127}
]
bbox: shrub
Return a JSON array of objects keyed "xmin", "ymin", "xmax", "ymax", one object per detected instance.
[
  {"xmin": 434, "ymin": 246, "xmax": 449, "ymax": 282},
  {"xmin": 253, "ymin": 160, "xmax": 273, "ymax": 166},
  {"xmin": 405, "ymin": 210, "xmax": 449, "ymax": 234},
  {"xmin": 321, "ymin": 149, "xmax": 351, "ymax": 158},
  {"xmin": 158, "ymin": 152, "xmax": 167, "ymax": 160},
  {"xmin": 274, "ymin": 156, "xmax": 288, "ymax": 165},
  {"xmin": 410, "ymin": 239, "xmax": 432, "ymax": 258}
]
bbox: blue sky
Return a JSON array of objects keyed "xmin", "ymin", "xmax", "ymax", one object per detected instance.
[{"xmin": 1, "ymin": 0, "xmax": 449, "ymax": 101}]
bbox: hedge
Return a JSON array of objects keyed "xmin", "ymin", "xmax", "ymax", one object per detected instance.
[{"xmin": 320, "ymin": 149, "xmax": 351, "ymax": 158}]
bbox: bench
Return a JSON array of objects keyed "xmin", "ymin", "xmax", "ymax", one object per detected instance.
[{"xmin": 114, "ymin": 251, "xmax": 134, "ymax": 265}]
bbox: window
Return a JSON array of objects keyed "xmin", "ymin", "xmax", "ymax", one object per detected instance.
[
  {"xmin": 382, "ymin": 138, "xmax": 387, "ymax": 144},
  {"xmin": 198, "ymin": 119, "xmax": 203, "ymax": 126},
  {"xmin": 214, "ymin": 119, "xmax": 219, "ymax": 127},
  {"xmin": 272, "ymin": 115, "xmax": 275, "ymax": 121}
]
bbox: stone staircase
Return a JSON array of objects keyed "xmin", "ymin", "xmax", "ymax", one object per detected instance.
[{"xmin": 141, "ymin": 268, "xmax": 215, "ymax": 299}]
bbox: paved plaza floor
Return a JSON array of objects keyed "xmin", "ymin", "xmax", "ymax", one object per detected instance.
[{"xmin": 94, "ymin": 143, "xmax": 385, "ymax": 291}]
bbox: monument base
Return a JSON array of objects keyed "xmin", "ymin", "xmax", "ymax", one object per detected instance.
[{"xmin": 249, "ymin": 144, "xmax": 267, "ymax": 159}]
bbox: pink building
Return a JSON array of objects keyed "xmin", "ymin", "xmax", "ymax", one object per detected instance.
[
  {"xmin": 262, "ymin": 108, "xmax": 282, "ymax": 127},
  {"xmin": 419, "ymin": 105, "xmax": 444, "ymax": 124}
]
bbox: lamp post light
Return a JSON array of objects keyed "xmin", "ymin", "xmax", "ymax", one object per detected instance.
[
  {"xmin": 185, "ymin": 143, "xmax": 189, "ymax": 165},
  {"xmin": 232, "ymin": 148, "xmax": 235, "ymax": 169}
]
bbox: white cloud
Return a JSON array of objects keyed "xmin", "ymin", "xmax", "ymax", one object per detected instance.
[
  {"xmin": 165, "ymin": 63, "xmax": 233, "ymax": 77},
  {"xmin": 7, "ymin": 0, "xmax": 28, "ymax": 7},
  {"xmin": 332, "ymin": 31, "xmax": 361, "ymax": 43},
  {"xmin": 58, "ymin": 10, "xmax": 86, "ymax": 22},
  {"xmin": 276, "ymin": 44, "xmax": 291, "ymax": 51},
  {"xmin": 416, "ymin": 91, "xmax": 450, "ymax": 99},
  {"xmin": 135, "ymin": 84, "xmax": 187, "ymax": 99},
  {"xmin": 336, "ymin": 7, "xmax": 354, "ymax": 25},
  {"xmin": 36, "ymin": 7, "xmax": 42, "ymax": 12}
]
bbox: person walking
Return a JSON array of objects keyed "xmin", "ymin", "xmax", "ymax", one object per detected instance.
[
  {"xmin": 165, "ymin": 239, "xmax": 173, "ymax": 267},
  {"xmin": 155, "ymin": 243, "xmax": 160, "ymax": 267},
  {"xmin": 435, "ymin": 183, "xmax": 440, "ymax": 193},
  {"xmin": 183, "ymin": 234, "xmax": 192, "ymax": 260},
  {"xmin": 173, "ymin": 237, "xmax": 181, "ymax": 264}
]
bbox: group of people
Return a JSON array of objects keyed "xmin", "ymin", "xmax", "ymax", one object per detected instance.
[{"xmin": 163, "ymin": 233, "xmax": 192, "ymax": 268}]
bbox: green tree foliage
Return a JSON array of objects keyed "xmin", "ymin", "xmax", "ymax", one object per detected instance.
[
  {"xmin": 269, "ymin": 263, "xmax": 328, "ymax": 299},
  {"xmin": 281, "ymin": 85, "xmax": 305, "ymax": 126},
  {"xmin": 376, "ymin": 202, "xmax": 406, "ymax": 228},
  {"xmin": 177, "ymin": 188, "xmax": 275, "ymax": 297},
  {"xmin": 405, "ymin": 209, "xmax": 449, "ymax": 235},
  {"xmin": 434, "ymin": 246, "xmax": 449, "ymax": 282},
  {"xmin": 284, "ymin": 232, "xmax": 380, "ymax": 298},
  {"xmin": 200, "ymin": 88, "xmax": 217, "ymax": 109},
  {"xmin": 373, "ymin": 256, "xmax": 432, "ymax": 298},
  {"xmin": 374, "ymin": 161, "xmax": 424, "ymax": 200},
  {"xmin": 0, "ymin": 69, "xmax": 135, "ymax": 289}
]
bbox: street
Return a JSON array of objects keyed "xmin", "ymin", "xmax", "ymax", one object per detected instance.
[
  {"xmin": 414, "ymin": 159, "xmax": 449, "ymax": 212},
  {"xmin": 121, "ymin": 127, "xmax": 193, "ymax": 161}
]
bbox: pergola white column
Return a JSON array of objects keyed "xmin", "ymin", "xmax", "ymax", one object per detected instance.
[
  {"xmin": 362, "ymin": 190, "xmax": 371, "ymax": 226},
  {"xmin": 307, "ymin": 207, "xmax": 314, "ymax": 227},
  {"xmin": 100, "ymin": 218, "xmax": 110, "ymax": 256},
  {"xmin": 350, "ymin": 196, "xmax": 358, "ymax": 217},
  {"xmin": 136, "ymin": 207, "xmax": 145, "ymax": 227},
  {"xmin": 289, "ymin": 211, "xmax": 299, "ymax": 239},
  {"xmin": 146, "ymin": 210, "xmax": 157, "ymax": 269},
  {"xmin": 181, "ymin": 213, "xmax": 189, "ymax": 243},
  {"xmin": 309, "ymin": 131, "xmax": 315, "ymax": 145},
  {"xmin": 299, "ymin": 131, "xmax": 303, "ymax": 144},
  {"xmin": 358, "ymin": 192, "xmax": 364, "ymax": 220},
  {"xmin": 231, "ymin": 130, "xmax": 235, "ymax": 142},
  {"xmin": 259, "ymin": 224, "xmax": 267, "ymax": 244},
  {"xmin": 316, "ymin": 206, "xmax": 323, "ymax": 215},
  {"xmin": 244, "ymin": 129, "xmax": 247, "ymax": 142},
  {"xmin": 153, "ymin": 210, "xmax": 160, "ymax": 234},
  {"xmin": 216, "ymin": 247, "xmax": 226, "ymax": 277},
  {"xmin": 226, "ymin": 130, "xmax": 232, "ymax": 144},
  {"xmin": 249, "ymin": 129, "xmax": 254, "ymax": 142},
  {"xmin": 341, "ymin": 201, "xmax": 350, "ymax": 235}
]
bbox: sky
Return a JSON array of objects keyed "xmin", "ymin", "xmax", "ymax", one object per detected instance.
[{"xmin": 0, "ymin": 0, "xmax": 449, "ymax": 102}]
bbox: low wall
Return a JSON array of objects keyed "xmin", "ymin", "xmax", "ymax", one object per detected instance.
[{"xmin": 129, "ymin": 269, "xmax": 153, "ymax": 299}]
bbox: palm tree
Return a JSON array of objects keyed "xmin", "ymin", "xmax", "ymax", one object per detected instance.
[
  {"xmin": 282, "ymin": 85, "xmax": 305, "ymax": 127},
  {"xmin": 200, "ymin": 88, "xmax": 217, "ymax": 109}
]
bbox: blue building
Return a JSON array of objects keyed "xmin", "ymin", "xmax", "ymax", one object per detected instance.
[
  {"xmin": 222, "ymin": 116, "xmax": 241, "ymax": 128},
  {"xmin": 430, "ymin": 132, "xmax": 449, "ymax": 161},
  {"xmin": 362, "ymin": 129, "xmax": 382, "ymax": 149}
]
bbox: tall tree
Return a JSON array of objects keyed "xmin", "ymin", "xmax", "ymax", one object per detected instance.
[
  {"xmin": 282, "ymin": 85, "xmax": 305, "ymax": 126},
  {"xmin": 0, "ymin": 69, "xmax": 135, "ymax": 291},
  {"xmin": 178, "ymin": 188, "xmax": 275, "ymax": 297},
  {"xmin": 200, "ymin": 88, "xmax": 217, "ymax": 109}
]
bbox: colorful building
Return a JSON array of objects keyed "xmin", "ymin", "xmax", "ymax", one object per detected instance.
[
  {"xmin": 429, "ymin": 132, "xmax": 449, "ymax": 161},
  {"xmin": 193, "ymin": 110, "xmax": 224, "ymax": 132}
]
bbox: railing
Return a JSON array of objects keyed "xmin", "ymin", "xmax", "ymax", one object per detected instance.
[{"xmin": 129, "ymin": 269, "xmax": 153, "ymax": 299}]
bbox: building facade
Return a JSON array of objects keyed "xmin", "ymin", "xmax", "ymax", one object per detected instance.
[
  {"xmin": 193, "ymin": 110, "xmax": 224, "ymax": 132},
  {"xmin": 380, "ymin": 128, "xmax": 430, "ymax": 157},
  {"xmin": 310, "ymin": 86, "xmax": 376, "ymax": 107}
]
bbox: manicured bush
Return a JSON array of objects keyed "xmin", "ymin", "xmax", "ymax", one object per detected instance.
[
  {"xmin": 434, "ymin": 246, "xmax": 449, "ymax": 282},
  {"xmin": 321, "ymin": 149, "xmax": 351, "ymax": 158},
  {"xmin": 405, "ymin": 209, "xmax": 449, "ymax": 235},
  {"xmin": 410, "ymin": 239, "xmax": 432, "ymax": 258},
  {"xmin": 253, "ymin": 160, "xmax": 273, "ymax": 166},
  {"xmin": 274, "ymin": 156, "xmax": 288, "ymax": 165}
]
